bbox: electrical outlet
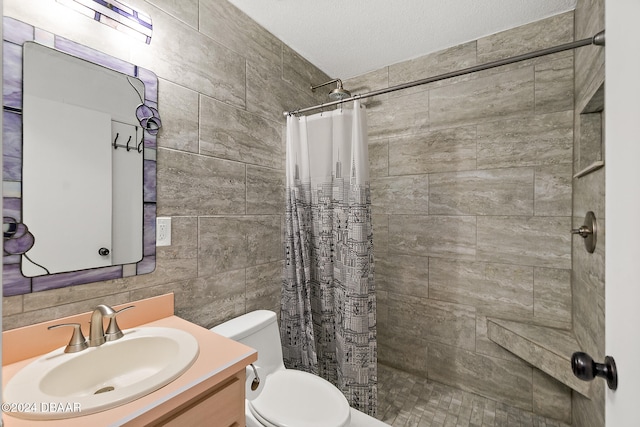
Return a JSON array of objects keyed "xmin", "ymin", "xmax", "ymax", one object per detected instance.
[{"xmin": 156, "ymin": 217, "xmax": 172, "ymax": 246}]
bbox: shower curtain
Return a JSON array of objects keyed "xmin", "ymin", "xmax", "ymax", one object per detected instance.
[{"xmin": 281, "ymin": 100, "xmax": 377, "ymax": 416}]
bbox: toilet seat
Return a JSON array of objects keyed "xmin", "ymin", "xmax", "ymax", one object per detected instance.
[{"xmin": 248, "ymin": 370, "xmax": 351, "ymax": 427}]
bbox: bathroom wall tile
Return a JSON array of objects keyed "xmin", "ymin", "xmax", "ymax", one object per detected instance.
[
  {"xmin": 576, "ymin": 112, "xmax": 602, "ymax": 172},
  {"xmin": 475, "ymin": 315, "xmax": 523, "ymax": 362},
  {"xmin": 247, "ymin": 216, "xmax": 284, "ymax": 269},
  {"xmin": 477, "ymin": 12, "xmax": 574, "ymax": 63},
  {"xmin": 430, "ymin": 259, "xmax": 534, "ymax": 318},
  {"xmin": 373, "ymin": 214, "xmax": 389, "ymax": 256},
  {"xmin": 371, "ymin": 175, "xmax": 429, "ymax": 215},
  {"xmin": 572, "ymin": 267, "xmax": 605, "ymax": 361},
  {"xmin": 146, "ymin": 0, "xmax": 198, "ymax": 29},
  {"xmin": 157, "ymin": 148, "xmax": 245, "ymax": 216},
  {"xmin": 247, "ymin": 165, "xmax": 285, "ymax": 215},
  {"xmin": 533, "ymin": 368, "xmax": 572, "ymax": 424},
  {"xmin": 487, "ymin": 318, "xmax": 590, "ymax": 397},
  {"xmin": 389, "ymin": 215, "xmax": 476, "ymax": 260},
  {"xmin": 375, "ymin": 254, "xmax": 429, "ymax": 298},
  {"xmin": 573, "ymin": 166, "xmax": 605, "ymax": 220},
  {"xmin": 429, "ymin": 168, "xmax": 534, "ymax": 216},
  {"xmin": 3, "ymin": 292, "xmax": 132, "ymax": 331},
  {"xmin": 534, "ymin": 268, "xmax": 572, "ymax": 325},
  {"xmin": 246, "ymin": 261, "xmax": 283, "ymax": 314},
  {"xmin": 573, "ymin": 384, "xmax": 605, "ymax": 427},
  {"xmin": 282, "ymin": 44, "xmax": 330, "ymax": 100},
  {"xmin": 198, "ymin": 216, "xmax": 281, "ymax": 277},
  {"xmin": 246, "ymin": 58, "xmax": 319, "ymax": 123},
  {"xmin": 130, "ymin": 1, "xmax": 246, "ymax": 108},
  {"xmin": 368, "ymin": 139, "xmax": 389, "ymax": 178},
  {"xmin": 534, "ymin": 56, "xmax": 574, "ymax": 114},
  {"xmin": 429, "ymin": 67, "xmax": 534, "ymax": 130},
  {"xmin": 388, "ymin": 126, "xmax": 477, "ymax": 176},
  {"xmin": 2, "ymin": 295, "xmax": 23, "ymax": 318},
  {"xmin": 574, "ymin": 232, "xmax": 606, "ymax": 427},
  {"xmin": 534, "ymin": 164, "xmax": 572, "ymax": 217},
  {"xmin": 199, "ymin": 0, "xmax": 281, "ymax": 67},
  {"xmin": 477, "ymin": 111, "xmax": 573, "ymax": 169},
  {"xmin": 378, "ymin": 324, "xmax": 429, "ymax": 376},
  {"xmin": 575, "ymin": 0, "xmax": 604, "ymax": 111},
  {"xmin": 344, "ymin": 67, "xmax": 389, "ymax": 104},
  {"xmin": 477, "ymin": 216, "xmax": 571, "ymax": 269},
  {"xmin": 377, "ymin": 289, "xmax": 389, "ymax": 326},
  {"xmin": 23, "ymin": 279, "xmax": 129, "ymax": 312},
  {"xmin": 31, "ymin": 267, "xmax": 122, "ymax": 294},
  {"xmin": 157, "ymin": 79, "xmax": 199, "ymax": 153},
  {"xmin": 388, "ymin": 41, "xmax": 477, "ymax": 96},
  {"xmin": 575, "ymin": 47, "xmax": 604, "ymax": 116},
  {"xmin": 199, "ymin": 95, "xmax": 283, "ymax": 169},
  {"xmin": 366, "ymin": 90, "xmax": 430, "ymax": 139},
  {"xmin": 388, "ymin": 293, "xmax": 476, "ymax": 352},
  {"xmin": 428, "ymin": 342, "xmax": 533, "ymax": 411},
  {"xmin": 174, "ymin": 269, "xmax": 247, "ymax": 329},
  {"xmin": 198, "ymin": 216, "xmax": 246, "ymax": 275}
]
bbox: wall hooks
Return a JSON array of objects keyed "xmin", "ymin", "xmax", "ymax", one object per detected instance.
[{"xmin": 113, "ymin": 132, "xmax": 143, "ymax": 153}]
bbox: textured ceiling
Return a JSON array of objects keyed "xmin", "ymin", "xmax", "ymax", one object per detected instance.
[{"xmin": 226, "ymin": 0, "xmax": 577, "ymax": 79}]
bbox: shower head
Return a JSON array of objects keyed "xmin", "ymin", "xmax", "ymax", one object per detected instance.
[
  {"xmin": 329, "ymin": 81, "xmax": 352, "ymax": 101},
  {"xmin": 311, "ymin": 78, "xmax": 352, "ymax": 101}
]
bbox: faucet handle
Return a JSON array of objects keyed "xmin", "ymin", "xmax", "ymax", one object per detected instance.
[
  {"xmin": 48, "ymin": 323, "xmax": 88, "ymax": 353},
  {"xmin": 105, "ymin": 305, "xmax": 135, "ymax": 342}
]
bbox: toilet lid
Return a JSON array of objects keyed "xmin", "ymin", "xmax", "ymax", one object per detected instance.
[{"xmin": 249, "ymin": 370, "xmax": 351, "ymax": 427}]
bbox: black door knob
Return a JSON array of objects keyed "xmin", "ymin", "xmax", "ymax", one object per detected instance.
[
  {"xmin": 571, "ymin": 351, "xmax": 618, "ymax": 390},
  {"xmin": 98, "ymin": 247, "xmax": 110, "ymax": 256}
]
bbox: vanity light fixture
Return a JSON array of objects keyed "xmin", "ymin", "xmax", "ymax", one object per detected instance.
[{"xmin": 56, "ymin": 0, "xmax": 153, "ymax": 44}]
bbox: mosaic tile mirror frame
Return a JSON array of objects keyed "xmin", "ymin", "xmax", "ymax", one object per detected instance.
[{"xmin": 2, "ymin": 17, "xmax": 158, "ymax": 296}]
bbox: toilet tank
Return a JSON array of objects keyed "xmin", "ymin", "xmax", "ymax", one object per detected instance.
[{"xmin": 211, "ymin": 310, "xmax": 284, "ymax": 375}]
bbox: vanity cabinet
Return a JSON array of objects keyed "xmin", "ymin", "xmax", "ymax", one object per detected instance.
[
  {"xmin": 2, "ymin": 294, "xmax": 257, "ymax": 427},
  {"xmin": 150, "ymin": 371, "xmax": 245, "ymax": 427}
]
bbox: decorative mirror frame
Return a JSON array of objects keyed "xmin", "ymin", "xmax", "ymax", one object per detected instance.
[{"xmin": 2, "ymin": 16, "xmax": 157, "ymax": 296}]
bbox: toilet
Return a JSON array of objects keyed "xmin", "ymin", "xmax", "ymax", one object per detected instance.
[{"xmin": 211, "ymin": 310, "xmax": 389, "ymax": 427}]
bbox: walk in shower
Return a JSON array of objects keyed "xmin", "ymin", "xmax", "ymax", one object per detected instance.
[{"xmin": 283, "ymin": 7, "xmax": 606, "ymax": 426}]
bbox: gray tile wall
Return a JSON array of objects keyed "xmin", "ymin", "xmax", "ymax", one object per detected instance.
[
  {"xmin": 2, "ymin": 0, "xmax": 328, "ymax": 330},
  {"xmin": 1, "ymin": 3, "xmax": 602, "ymax": 425},
  {"xmin": 347, "ymin": 11, "xmax": 576, "ymax": 423},
  {"xmin": 572, "ymin": 0, "xmax": 606, "ymax": 426}
]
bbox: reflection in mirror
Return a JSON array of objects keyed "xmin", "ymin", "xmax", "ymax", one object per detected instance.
[
  {"xmin": 2, "ymin": 17, "xmax": 159, "ymax": 296},
  {"xmin": 23, "ymin": 42, "xmax": 144, "ymax": 276}
]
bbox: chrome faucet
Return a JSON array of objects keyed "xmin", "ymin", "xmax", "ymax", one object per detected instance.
[
  {"xmin": 48, "ymin": 304, "xmax": 136, "ymax": 351},
  {"xmin": 89, "ymin": 304, "xmax": 115, "ymax": 347}
]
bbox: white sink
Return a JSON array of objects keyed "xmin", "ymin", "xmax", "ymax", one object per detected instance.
[{"xmin": 4, "ymin": 326, "xmax": 199, "ymax": 420}]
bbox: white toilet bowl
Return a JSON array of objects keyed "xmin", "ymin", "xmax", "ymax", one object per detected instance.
[{"xmin": 211, "ymin": 310, "xmax": 388, "ymax": 427}]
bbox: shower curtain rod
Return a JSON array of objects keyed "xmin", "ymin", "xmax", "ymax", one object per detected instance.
[{"xmin": 284, "ymin": 30, "xmax": 605, "ymax": 117}]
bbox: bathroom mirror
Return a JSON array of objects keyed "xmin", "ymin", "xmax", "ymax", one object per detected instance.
[{"xmin": 3, "ymin": 17, "xmax": 158, "ymax": 296}]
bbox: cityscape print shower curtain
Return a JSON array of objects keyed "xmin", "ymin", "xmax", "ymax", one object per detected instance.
[{"xmin": 281, "ymin": 100, "xmax": 377, "ymax": 416}]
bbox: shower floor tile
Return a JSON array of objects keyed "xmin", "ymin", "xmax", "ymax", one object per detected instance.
[{"xmin": 376, "ymin": 364, "xmax": 572, "ymax": 427}]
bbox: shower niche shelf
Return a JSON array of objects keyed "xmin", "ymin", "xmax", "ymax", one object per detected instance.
[{"xmin": 487, "ymin": 318, "xmax": 592, "ymax": 397}]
